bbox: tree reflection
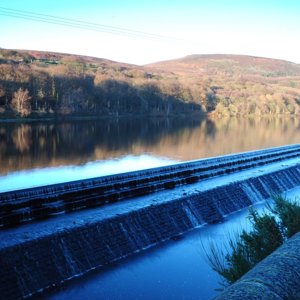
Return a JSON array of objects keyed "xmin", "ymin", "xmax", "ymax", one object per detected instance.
[
  {"xmin": 12, "ymin": 124, "xmax": 32, "ymax": 153},
  {"xmin": 0, "ymin": 117, "xmax": 300, "ymax": 175}
]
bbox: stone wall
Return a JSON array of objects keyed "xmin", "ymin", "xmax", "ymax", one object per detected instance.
[{"xmin": 215, "ymin": 232, "xmax": 300, "ymax": 300}]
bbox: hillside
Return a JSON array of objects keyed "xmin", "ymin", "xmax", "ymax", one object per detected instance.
[
  {"xmin": 0, "ymin": 49, "xmax": 201, "ymax": 118},
  {"xmin": 148, "ymin": 54, "xmax": 300, "ymax": 76},
  {"xmin": 147, "ymin": 54, "xmax": 300, "ymax": 116},
  {"xmin": 0, "ymin": 49, "xmax": 300, "ymax": 118}
]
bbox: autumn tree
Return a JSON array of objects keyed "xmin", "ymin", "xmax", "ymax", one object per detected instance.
[{"xmin": 11, "ymin": 88, "xmax": 32, "ymax": 117}]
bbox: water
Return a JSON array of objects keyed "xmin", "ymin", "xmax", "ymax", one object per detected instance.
[
  {"xmin": 0, "ymin": 155, "xmax": 176, "ymax": 192},
  {"xmin": 2, "ymin": 116, "xmax": 300, "ymax": 299},
  {"xmin": 1, "ymin": 117, "xmax": 300, "ymax": 191},
  {"xmin": 42, "ymin": 203, "xmax": 259, "ymax": 300},
  {"xmin": 40, "ymin": 185, "xmax": 300, "ymax": 300}
]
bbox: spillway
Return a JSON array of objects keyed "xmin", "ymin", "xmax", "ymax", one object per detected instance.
[
  {"xmin": 1, "ymin": 143, "xmax": 300, "ymax": 228},
  {"xmin": 1, "ymin": 145, "xmax": 300, "ymax": 299}
]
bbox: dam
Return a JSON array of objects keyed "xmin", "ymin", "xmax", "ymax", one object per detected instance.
[{"xmin": 1, "ymin": 144, "xmax": 300, "ymax": 299}]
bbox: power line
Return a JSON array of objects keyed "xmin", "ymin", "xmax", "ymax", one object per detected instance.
[
  {"xmin": 0, "ymin": 6, "xmax": 182, "ymax": 43},
  {"xmin": 0, "ymin": 11, "xmax": 158, "ymax": 40},
  {"xmin": 0, "ymin": 6, "xmax": 162, "ymax": 39},
  {"xmin": 0, "ymin": 9, "xmax": 160, "ymax": 40}
]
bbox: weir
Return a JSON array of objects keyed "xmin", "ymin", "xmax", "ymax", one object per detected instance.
[
  {"xmin": 1, "ymin": 146, "xmax": 300, "ymax": 299},
  {"xmin": 1, "ymin": 143, "xmax": 300, "ymax": 228}
]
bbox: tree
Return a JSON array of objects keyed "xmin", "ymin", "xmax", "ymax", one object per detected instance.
[{"xmin": 11, "ymin": 88, "xmax": 31, "ymax": 117}]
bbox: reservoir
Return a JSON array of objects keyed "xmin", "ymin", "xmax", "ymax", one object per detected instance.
[
  {"xmin": 1, "ymin": 117, "xmax": 300, "ymax": 299},
  {"xmin": 1, "ymin": 140, "xmax": 300, "ymax": 299},
  {"xmin": 1, "ymin": 117, "xmax": 300, "ymax": 191}
]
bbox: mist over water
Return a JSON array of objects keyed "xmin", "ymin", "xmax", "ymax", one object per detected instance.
[{"xmin": 0, "ymin": 117, "xmax": 300, "ymax": 189}]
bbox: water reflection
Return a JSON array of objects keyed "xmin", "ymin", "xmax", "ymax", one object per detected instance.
[
  {"xmin": 0, "ymin": 117, "xmax": 300, "ymax": 176},
  {"xmin": 0, "ymin": 118, "xmax": 199, "ymax": 175}
]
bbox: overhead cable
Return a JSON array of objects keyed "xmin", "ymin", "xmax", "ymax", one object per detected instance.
[{"xmin": 0, "ymin": 6, "xmax": 182, "ymax": 42}]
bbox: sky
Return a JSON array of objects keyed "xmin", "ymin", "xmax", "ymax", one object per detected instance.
[{"xmin": 0, "ymin": 0, "xmax": 299, "ymax": 65}]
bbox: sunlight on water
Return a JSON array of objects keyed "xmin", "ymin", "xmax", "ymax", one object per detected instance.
[{"xmin": 0, "ymin": 154, "xmax": 177, "ymax": 192}]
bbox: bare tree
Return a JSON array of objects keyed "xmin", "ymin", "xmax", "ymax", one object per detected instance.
[{"xmin": 11, "ymin": 88, "xmax": 31, "ymax": 117}]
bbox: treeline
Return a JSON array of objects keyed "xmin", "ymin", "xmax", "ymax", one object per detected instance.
[
  {"xmin": 210, "ymin": 79, "xmax": 300, "ymax": 117},
  {"xmin": 1, "ymin": 49, "xmax": 300, "ymax": 118},
  {"xmin": 0, "ymin": 51, "xmax": 202, "ymax": 117},
  {"xmin": 0, "ymin": 75, "xmax": 202, "ymax": 117}
]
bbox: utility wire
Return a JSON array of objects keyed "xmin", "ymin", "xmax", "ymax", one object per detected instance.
[
  {"xmin": 0, "ymin": 11, "xmax": 159, "ymax": 40},
  {"xmin": 0, "ymin": 6, "xmax": 162, "ymax": 39},
  {"xmin": 0, "ymin": 6, "xmax": 182, "ymax": 43}
]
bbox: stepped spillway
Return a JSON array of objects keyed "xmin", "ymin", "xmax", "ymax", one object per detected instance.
[
  {"xmin": 1, "ymin": 144, "xmax": 300, "ymax": 228},
  {"xmin": 1, "ymin": 145, "xmax": 300, "ymax": 299}
]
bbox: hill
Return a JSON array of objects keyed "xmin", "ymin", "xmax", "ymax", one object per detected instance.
[
  {"xmin": 147, "ymin": 54, "xmax": 300, "ymax": 116},
  {"xmin": 0, "ymin": 49, "xmax": 201, "ymax": 118},
  {"xmin": 148, "ymin": 54, "xmax": 300, "ymax": 76},
  {"xmin": 0, "ymin": 50, "xmax": 300, "ymax": 118}
]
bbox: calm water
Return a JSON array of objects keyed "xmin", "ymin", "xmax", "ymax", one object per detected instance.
[{"xmin": 1, "ymin": 117, "xmax": 300, "ymax": 191}]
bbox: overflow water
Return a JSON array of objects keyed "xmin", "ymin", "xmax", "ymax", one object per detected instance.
[
  {"xmin": 42, "ymin": 187, "xmax": 300, "ymax": 300},
  {"xmin": 0, "ymin": 155, "xmax": 177, "ymax": 193},
  {"xmin": 1, "ymin": 144, "xmax": 300, "ymax": 228},
  {"xmin": 2, "ymin": 157, "xmax": 300, "ymax": 299},
  {"xmin": 1, "ymin": 138, "xmax": 300, "ymax": 300}
]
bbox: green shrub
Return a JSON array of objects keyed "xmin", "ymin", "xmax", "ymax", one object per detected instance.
[
  {"xmin": 267, "ymin": 194, "xmax": 300, "ymax": 238},
  {"xmin": 206, "ymin": 195, "xmax": 300, "ymax": 286}
]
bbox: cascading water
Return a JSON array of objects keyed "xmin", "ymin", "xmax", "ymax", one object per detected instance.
[
  {"xmin": 1, "ymin": 144, "xmax": 300, "ymax": 228},
  {"xmin": 1, "ymin": 148, "xmax": 300, "ymax": 299}
]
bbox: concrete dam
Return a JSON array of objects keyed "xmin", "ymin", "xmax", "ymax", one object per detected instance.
[{"xmin": 1, "ymin": 144, "xmax": 300, "ymax": 299}]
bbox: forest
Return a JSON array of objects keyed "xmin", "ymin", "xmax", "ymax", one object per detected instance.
[{"xmin": 0, "ymin": 49, "xmax": 300, "ymax": 118}]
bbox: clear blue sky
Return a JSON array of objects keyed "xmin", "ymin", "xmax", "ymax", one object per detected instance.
[{"xmin": 0, "ymin": 0, "xmax": 299, "ymax": 64}]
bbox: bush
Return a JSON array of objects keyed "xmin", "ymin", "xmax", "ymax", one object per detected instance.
[
  {"xmin": 267, "ymin": 194, "xmax": 300, "ymax": 238},
  {"xmin": 206, "ymin": 195, "xmax": 300, "ymax": 286}
]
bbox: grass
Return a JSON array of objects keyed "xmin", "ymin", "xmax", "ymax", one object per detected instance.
[{"xmin": 205, "ymin": 195, "xmax": 300, "ymax": 287}]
